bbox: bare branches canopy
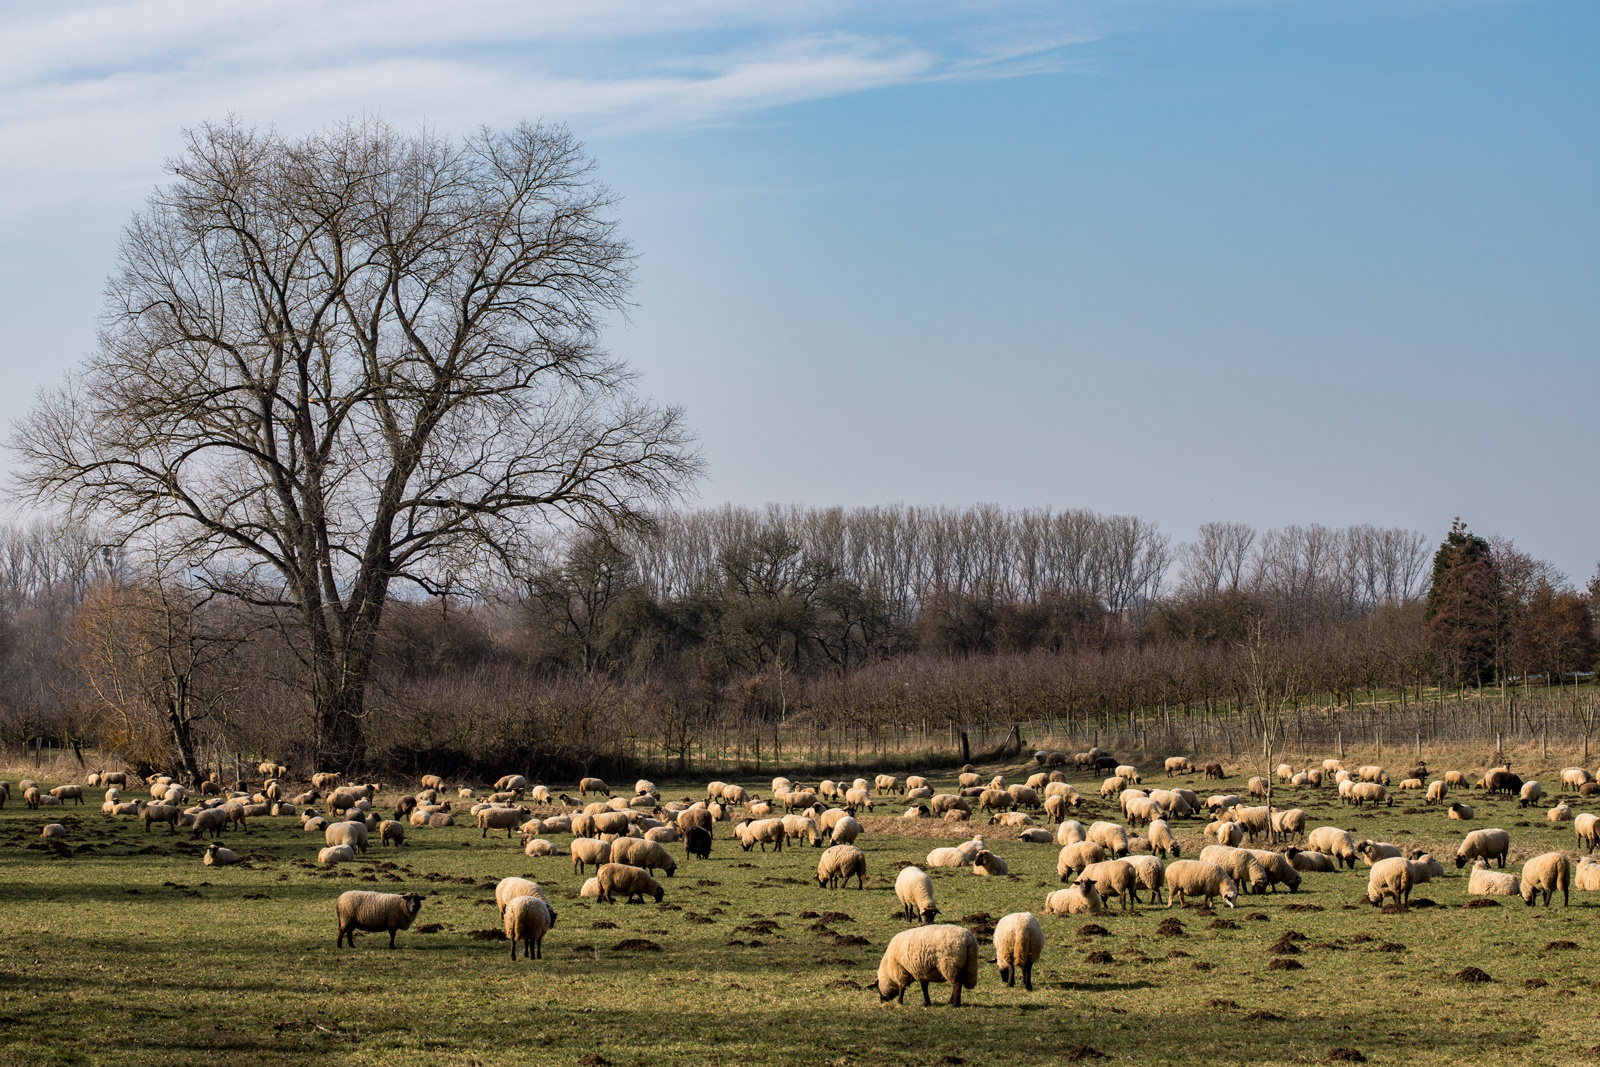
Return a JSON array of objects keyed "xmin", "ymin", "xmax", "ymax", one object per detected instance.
[{"xmin": 10, "ymin": 118, "xmax": 702, "ymax": 770}]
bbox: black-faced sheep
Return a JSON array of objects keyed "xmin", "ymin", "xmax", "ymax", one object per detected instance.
[
  {"xmin": 1519, "ymin": 852, "xmax": 1570, "ymax": 907},
  {"xmin": 609, "ymin": 837, "xmax": 677, "ymax": 877},
  {"xmin": 336, "ymin": 890, "xmax": 423, "ymax": 948},
  {"xmin": 1455, "ymin": 827, "xmax": 1510, "ymax": 869},
  {"xmin": 597, "ymin": 862, "xmax": 664, "ymax": 904},
  {"xmin": 993, "ymin": 912, "xmax": 1043, "ymax": 991},
  {"xmin": 684, "ymin": 826, "xmax": 713, "ymax": 860},
  {"xmin": 505, "ymin": 895, "xmax": 557, "ymax": 960},
  {"xmin": 1164, "ymin": 860, "xmax": 1239, "ymax": 908},
  {"xmin": 816, "ymin": 844, "xmax": 867, "ymax": 890},
  {"xmin": 1365, "ymin": 857, "xmax": 1412, "ymax": 909},
  {"xmin": 202, "ymin": 843, "xmax": 239, "ymax": 866},
  {"xmin": 876, "ymin": 925, "xmax": 981, "ymax": 1006},
  {"xmin": 895, "ymin": 866, "xmax": 940, "ymax": 924}
]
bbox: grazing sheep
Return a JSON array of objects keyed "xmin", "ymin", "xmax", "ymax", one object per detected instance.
[
  {"xmin": 202, "ymin": 843, "xmax": 240, "ymax": 866},
  {"xmin": 1243, "ymin": 848, "xmax": 1302, "ymax": 892},
  {"xmin": 1006, "ymin": 784, "xmax": 1040, "ymax": 811},
  {"xmin": 972, "ymin": 849, "xmax": 1009, "ymax": 877},
  {"xmin": 378, "ymin": 820, "xmax": 406, "ymax": 847},
  {"xmin": 1164, "ymin": 860, "xmax": 1239, "ymax": 908},
  {"xmin": 734, "ymin": 818, "xmax": 787, "ymax": 853},
  {"xmin": 325, "ymin": 820, "xmax": 370, "ymax": 854},
  {"xmin": 1087, "ymin": 821, "xmax": 1130, "ymax": 858},
  {"xmin": 1356, "ymin": 765, "xmax": 1387, "ymax": 783},
  {"xmin": 1207, "ymin": 821, "xmax": 1245, "ymax": 848},
  {"xmin": 1122, "ymin": 854, "xmax": 1166, "ymax": 899},
  {"xmin": 319, "ymin": 844, "xmax": 356, "ymax": 864},
  {"xmin": 895, "ymin": 866, "xmax": 940, "ymax": 924},
  {"xmin": 1203, "ymin": 761, "xmax": 1225, "ymax": 780},
  {"xmin": 1199, "ymin": 845, "xmax": 1269, "ymax": 895},
  {"xmin": 1146, "ymin": 819, "xmax": 1180, "ymax": 859},
  {"xmin": 596, "ymin": 862, "xmax": 664, "ymax": 904},
  {"xmin": 993, "ymin": 912, "xmax": 1044, "ymax": 991},
  {"xmin": 1270, "ymin": 808, "xmax": 1306, "ymax": 839},
  {"xmin": 1575, "ymin": 812, "xmax": 1599, "ymax": 854},
  {"xmin": 1518, "ymin": 781, "xmax": 1543, "ymax": 808},
  {"xmin": 1099, "ymin": 777, "xmax": 1127, "ymax": 799},
  {"xmin": 1229, "ymin": 805, "xmax": 1272, "ymax": 841},
  {"xmin": 578, "ymin": 777, "xmax": 609, "ymax": 797},
  {"xmin": 1054, "ymin": 820, "xmax": 1086, "ymax": 846},
  {"xmin": 1285, "ymin": 846, "xmax": 1335, "ymax": 873},
  {"xmin": 876, "ymin": 774, "xmax": 903, "ymax": 795},
  {"xmin": 1045, "ymin": 882, "xmax": 1102, "ymax": 916},
  {"xmin": 1426, "ymin": 780, "xmax": 1447, "ymax": 805},
  {"xmin": 1481, "ymin": 768, "xmax": 1523, "ymax": 796},
  {"xmin": 1468, "ymin": 858, "xmax": 1520, "ymax": 896},
  {"xmin": 609, "ymin": 837, "xmax": 677, "ymax": 877},
  {"xmin": 830, "ymin": 816, "xmax": 862, "ymax": 847},
  {"xmin": 1057, "ymin": 841, "xmax": 1107, "ymax": 882},
  {"xmin": 682, "ymin": 825, "xmax": 713, "ymax": 860},
  {"xmin": 1366, "ymin": 856, "xmax": 1413, "ymax": 908},
  {"xmin": 140, "ymin": 802, "xmax": 180, "ymax": 834},
  {"xmin": 477, "ymin": 806, "xmax": 530, "ymax": 839},
  {"xmin": 188, "ymin": 806, "xmax": 227, "ymax": 838},
  {"xmin": 1560, "ymin": 767, "xmax": 1595, "ymax": 792},
  {"xmin": 817, "ymin": 844, "xmax": 868, "ymax": 890},
  {"xmin": 1520, "ymin": 852, "xmax": 1570, "ymax": 907},
  {"xmin": 1078, "ymin": 859, "xmax": 1141, "ymax": 910},
  {"xmin": 1247, "ymin": 776, "xmax": 1268, "ymax": 799},
  {"xmin": 1165, "ymin": 756, "xmax": 1194, "ymax": 775},
  {"xmin": 1455, "ymin": 828, "xmax": 1511, "ymax": 869},
  {"xmin": 1449, "ymin": 802, "xmax": 1475, "ymax": 820},
  {"xmin": 505, "ymin": 894, "xmax": 557, "ymax": 960},
  {"xmin": 335, "ymin": 890, "xmax": 424, "ymax": 948},
  {"xmin": 1348, "ymin": 782, "xmax": 1392, "ymax": 808},
  {"xmin": 875, "ymin": 925, "xmax": 982, "ymax": 1007},
  {"xmin": 904, "ymin": 775, "xmax": 929, "ymax": 792}
]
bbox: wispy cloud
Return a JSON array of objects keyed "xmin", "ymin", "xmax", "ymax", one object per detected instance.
[{"xmin": 0, "ymin": 1, "xmax": 1099, "ymax": 218}]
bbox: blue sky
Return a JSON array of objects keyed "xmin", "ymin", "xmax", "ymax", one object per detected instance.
[{"xmin": 0, "ymin": 1, "xmax": 1595, "ymax": 581}]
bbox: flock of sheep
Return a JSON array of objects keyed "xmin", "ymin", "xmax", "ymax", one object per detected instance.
[{"xmin": 10, "ymin": 745, "xmax": 1600, "ymax": 1006}]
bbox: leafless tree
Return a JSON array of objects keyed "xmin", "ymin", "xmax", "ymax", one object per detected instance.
[{"xmin": 11, "ymin": 118, "xmax": 701, "ymax": 770}]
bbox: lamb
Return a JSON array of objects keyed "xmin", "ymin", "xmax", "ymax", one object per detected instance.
[
  {"xmin": 1056, "ymin": 841, "xmax": 1107, "ymax": 881},
  {"xmin": 1519, "ymin": 852, "xmax": 1570, "ymax": 907},
  {"xmin": 875, "ymin": 925, "xmax": 981, "ymax": 1006},
  {"xmin": 816, "ymin": 844, "xmax": 868, "ymax": 890},
  {"xmin": 1454, "ymin": 828, "xmax": 1511, "ymax": 869},
  {"xmin": 609, "ymin": 837, "xmax": 677, "ymax": 877},
  {"xmin": 1243, "ymin": 848, "xmax": 1302, "ymax": 892},
  {"xmin": 1468, "ymin": 858, "xmax": 1520, "ymax": 896},
  {"xmin": 202, "ymin": 843, "xmax": 240, "ymax": 866},
  {"xmin": 993, "ymin": 912, "xmax": 1044, "ymax": 991},
  {"xmin": 1045, "ymin": 881, "xmax": 1102, "ymax": 916},
  {"xmin": 319, "ymin": 844, "xmax": 356, "ymax": 864},
  {"xmin": 1448, "ymin": 802, "xmax": 1475, "ymax": 820},
  {"xmin": 1575, "ymin": 812, "xmax": 1599, "ymax": 853},
  {"xmin": 1398, "ymin": 778, "xmax": 1424, "ymax": 792},
  {"xmin": 596, "ymin": 862, "xmax": 665, "ymax": 904},
  {"xmin": 378, "ymin": 820, "xmax": 406, "ymax": 847},
  {"xmin": 1164, "ymin": 859, "xmax": 1238, "ymax": 908},
  {"xmin": 971, "ymin": 850, "xmax": 1009, "ymax": 877},
  {"xmin": 1365, "ymin": 856, "xmax": 1413, "ymax": 909},
  {"xmin": 895, "ymin": 866, "xmax": 940, "ymax": 924},
  {"xmin": 325, "ymin": 820, "xmax": 370, "ymax": 854},
  {"xmin": 1203, "ymin": 761, "xmax": 1225, "ymax": 779},
  {"xmin": 1078, "ymin": 859, "xmax": 1141, "ymax": 910},
  {"xmin": 1306, "ymin": 826, "xmax": 1357, "ymax": 869},
  {"xmin": 1518, "ymin": 781, "xmax": 1543, "ymax": 808},
  {"xmin": 336, "ymin": 890, "xmax": 424, "ymax": 948},
  {"xmin": 1087, "ymin": 821, "xmax": 1130, "ymax": 858},
  {"xmin": 505, "ymin": 894, "xmax": 557, "ymax": 960},
  {"xmin": 1198, "ymin": 845, "xmax": 1268, "ymax": 895}
]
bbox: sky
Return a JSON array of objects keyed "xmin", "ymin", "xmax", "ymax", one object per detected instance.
[{"xmin": 0, "ymin": 0, "xmax": 1595, "ymax": 581}]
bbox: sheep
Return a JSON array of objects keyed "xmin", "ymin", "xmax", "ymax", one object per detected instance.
[
  {"xmin": 325, "ymin": 820, "xmax": 370, "ymax": 854},
  {"xmin": 1122, "ymin": 854, "xmax": 1166, "ymax": 899},
  {"xmin": 993, "ymin": 912, "xmax": 1044, "ymax": 991},
  {"xmin": 140, "ymin": 802, "xmax": 180, "ymax": 834},
  {"xmin": 1229, "ymin": 805, "xmax": 1272, "ymax": 841},
  {"xmin": 977, "ymin": 788, "xmax": 1013, "ymax": 815},
  {"xmin": 1207, "ymin": 794, "xmax": 1241, "ymax": 815},
  {"xmin": 1055, "ymin": 820, "xmax": 1086, "ymax": 846},
  {"xmin": 1247, "ymin": 776, "xmax": 1268, "ymax": 799},
  {"xmin": 1099, "ymin": 776, "xmax": 1127, "ymax": 799},
  {"xmin": 1077, "ymin": 859, "xmax": 1140, "ymax": 910},
  {"xmin": 505, "ymin": 894, "xmax": 557, "ymax": 960},
  {"xmin": 1056, "ymin": 841, "xmax": 1107, "ymax": 881},
  {"xmin": 1425, "ymin": 780, "xmax": 1447, "ymax": 805},
  {"xmin": 305, "ymin": 817, "xmax": 329, "ymax": 832},
  {"xmin": 1405, "ymin": 851, "xmax": 1445, "ymax": 884},
  {"xmin": 1455, "ymin": 828, "xmax": 1511, "ymax": 869},
  {"xmin": 23, "ymin": 786, "xmax": 41, "ymax": 810},
  {"xmin": 319, "ymin": 844, "xmax": 356, "ymax": 864},
  {"xmin": 1243, "ymin": 848, "xmax": 1302, "ymax": 893},
  {"xmin": 1270, "ymin": 808, "xmax": 1306, "ymax": 839},
  {"xmin": 1285, "ymin": 847, "xmax": 1335, "ymax": 873},
  {"xmin": 188, "ymin": 806, "xmax": 227, "ymax": 838},
  {"xmin": 1165, "ymin": 756, "xmax": 1194, "ymax": 775},
  {"xmin": 844, "ymin": 788, "xmax": 875, "ymax": 811},
  {"xmin": 734, "ymin": 818, "xmax": 787, "ymax": 853},
  {"xmin": 1017, "ymin": 828, "xmax": 1054, "ymax": 844},
  {"xmin": 40, "ymin": 823, "xmax": 66, "ymax": 839},
  {"xmin": 644, "ymin": 826, "xmax": 678, "ymax": 845},
  {"xmin": 578, "ymin": 777, "xmax": 610, "ymax": 797},
  {"xmin": 202, "ymin": 843, "xmax": 240, "ymax": 866},
  {"xmin": 1356, "ymin": 765, "xmax": 1387, "ymax": 783},
  {"xmin": 477, "ymin": 806, "xmax": 531, "ymax": 839},
  {"xmin": 684, "ymin": 826, "xmax": 713, "ymax": 860},
  {"xmin": 1518, "ymin": 781, "xmax": 1543, "ymax": 808},
  {"xmin": 817, "ymin": 844, "xmax": 868, "ymax": 890},
  {"xmin": 1468, "ymin": 858, "xmax": 1520, "ymax": 896},
  {"xmin": 895, "ymin": 866, "xmax": 940, "ymax": 924},
  {"xmin": 830, "ymin": 816, "xmax": 862, "ymax": 847},
  {"xmin": 1560, "ymin": 767, "xmax": 1594, "ymax": 792},
  {"xmin": 1207, "ymin": 821, "xmax": 1244, "ymax": 848},
  {"xmin": 1147, "ymin": 789, "xmax": 1194, "ymax": 818},
  {"xmin": 958, "ymin": 772, "xmax": 983, "ymax": 790},
  {"xmin": 522, "ymin": 838, "xmax": 558, "ymax": 857},
  {"xmin": 1148, "ymin": 819, "xmax": 1180, "ymax": 859},
  {"xmin": 492, "ymin": 877, "xmax": 549, "ymax": 919},
  {"xmin": 1045, "ymin": 881, "xmax": 1102, "ymax": 916},
  {"xmin": 1442, "ymin": 770, "xmax": 1466, "ymax": 787},
  {"xmin": 49, "ymin": 785, "xmax": 84, "ymax": 806},
  {"xmin": 1199, "ymin": 845, "xmax": 1269, "ymax": 895},
  {"xmin": 596, "ymin": 862, "xmax": 665, "ymax": 904},
  {"xmin": 875, "ymin": 925, "xmax": 981, "ymax": 1007},
  {"xmin": 1123, "ymin": 797, "xmax": 1161, "ymax": 828},
  {"xmin": 904, "ymin": 775, "xmax": 929, "ymax": 792},
  {"xmin": 335, "ymin": 890, "xmax": 424, "ymax": 948},
  {"xmin": 1006, "ymin": 784, "xmax": 1040, "ymax": 810},
  {"xmin": 1449, "ymin": 802, "xmax": 1475, "ymax": 820},
  {"xmin": 1520, "ymin": 852, "xmax": 1570, "ymax": 907},
  {"xmin": 1202, "ymin": 761, "xmax": 1225, "ymax": 780},
  {"xmin": 609, "ymin": 837, "xmax": 677, "ymax": 877},
  {"xmin": 1548, "ymin": 803, "xmax": 1573, "ymax": 823},
  {"xmin": 989, "ymin": 811, "xmax": 1035, "ymax": 828},
  {"xmin": 1575, "ymin": 812, "xmax": 1599, "ymax": 854},
  {"xmin": 875, "ymin": 774, "xmax": 903, "ymax": 795},
  {"xmin": 972, "ymin": 849, "xmax": 1009, "ymax": 877},
  {"xmin": 1087, "ymin": 821, "xmax": 1130, "ymax": 858},
  {"xmin": 1398, "ymin": 778, "xmax": 1424, "ymax": 792},
  {"xmin": 1163, "ymin": 860, "xmax": 1238, "ymax": 908},
  {"xmin": 1481, "ymin": 768, "xmax": 1523, "ymax": 796},
  {"xmin": 1365, "ymin": 856, "xmax": 1413, "ymax": 909},
  {"xmin": 1348, "ymin": 782, "xmax": 1392, "ymax": 808},
  {"xmin": 1355, "ymin": 840, "xmax": 1403, "ymax": 866}
]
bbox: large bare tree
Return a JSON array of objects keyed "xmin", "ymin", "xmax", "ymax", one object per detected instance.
[{"xmin": 11, "ymin": 118, "xmax": 701, "ymax": 771}]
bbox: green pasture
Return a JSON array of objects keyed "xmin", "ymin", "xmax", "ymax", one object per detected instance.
[{"xmin": 0, "ymin": 760, "xmax": 1596, "ymax": 1066}]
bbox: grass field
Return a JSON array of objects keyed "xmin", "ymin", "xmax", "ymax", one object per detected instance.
[{"xmin": 1, "ymin": 758, "xmax": 1597, "ymax": 1067}]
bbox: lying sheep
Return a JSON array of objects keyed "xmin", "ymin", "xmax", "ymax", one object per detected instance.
[
  {"xmin": 993, "ymin": 912, "xmax": 1044, "ymax": 991},
  {"xmin": 319, "ymin": 844, "xmax": 356, "ymax": 865},
  {"xmin": 1366, "ymin": 856, "xmax": 1413, "ymax": 908},
  {"xmin": 202, "ymin": 843, "xmax": 240, "ymax": 866},
  {"xmin": 1355, "ymin": 840, "xmax": 1403, "ymax": 866},
  {"xmin": 1164, "ymin": 860, "xmax": 1239, "ymax": 909},
  {"xmin": 895, "ymin": 866, "xmax": 940, "ymax": 924},
  {"xmin": 1449, "ymin": 802, "xmax": 1475, "ymax": 820},
  {"xmin": 505, "ymin": 894, "xmax": 557, "ymax": 960},
  {"xmin": 1547, "ymin": 803, "xmax": 1573, "ymax": 823},
  {"xmin": 609, "ymin": 837, "xmax": 676, "ymax": 877},
  {"xmin": 1306, "ymin": 826, "xmax": 1358, "ymax": 869},
  {"xmin": 972, "ymin": 850, "xmax": 1009, "ymax": 877},
  {"xmin": 1455, "ymin": 827, "xmax": 1510, "ymax": 869},
  {"xmin": 817, "ymin": 844, "xmax": 868, "ymax": 890},
  {"xmin": 596, "ymin": 862, "xmax": 664, "ymax": 904},
  {"xmin": 336, "ymin": 890, "xmax": 424, "ymax": 948},
  {"xmin": 1468, "ymin": 858, "xmax": 1520, "ymax": 896},
  {"xmin": 875, "ymin": 925, "xmax": 981, "ymax": 1007},
  {"xmin": 1575, "ymin": 858, "xmax": 1600, "ymax": 892},
  {"xmin": 40, "ymin": 823, "xmax": 66, "ymax": 839},
  {"xmin": 1285, "ymin": 847, "xmax": 1334, "ymax": 873},
  {"xmin": 522, "ymin": 838, "xmax": 558, "ymax": 857},
  {"xmin": 1520, "ymin": 852, "xmax": 1570, "ymax": 907},
  {"xmin": 1045, "ymin": 881, "xmax": 1102, "ymax": 916}
]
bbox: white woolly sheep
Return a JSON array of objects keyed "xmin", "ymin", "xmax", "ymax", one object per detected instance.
[
  {"xmin": 319, "ymin": 844, "xmax": 356, "ymax": 864},
  {"xmin": 817, "ymin": 844, "xmax": 868, "ymax": 890},
  {"xmin": 202, "ymin": 843, "xmax": 239, "ymax": 866},
  {"xmin": 876, "ymin": 774, "xmax": 903, "ymax": 795},
  {"xmin": 1449, "ymin": 802, "xmax": 1475, "ymax": 820},
  {"xmin": 1206, "ymin": 821, "xmax": 1244, "ymax": 848},
  {"xmin": 972, "ymin": 849, "xmax": 1009, "ymax": 877},
  {"xmin": 1426, "ymin": 780, "xmax": 1447, "ymax": 804},
  {"xmin": 596, "ymin": 862, "xmax": 664, "ymax": 904},
  {"xmin": 378, "ymin": 820, "xmax": 405, "ymax": 847},
  {"xmin": 735, "ymin": 818, "xmax": 787, "ymax": 853},
  {"xmin": 1229, "ymin": 805, "xmax": 1272, "ymax": 841},
  {"xmin": 993, "ymin": 912, "xmax": 1043, "ymax": 991},
  {"xmin": 1405, "ymin": 851, "xmax": 1445, "ymax": 884},
  {"xmin": 1455, "ymin": 827, "xmax": 1510, "ymax": 869},
  {"xmin": 1285, "ymin": 847, "xmax": 1334, "ymax": 873},
  {"xmin": 904, "ymin": 775, "xmax": 929, "ymax": 792},
  {"xmin": 1165, "ymin": 756, "xmax": 1194, "ymax": 775},
  {"xmin": 1574, "ymin": 858, "xmax": 1600, "ymax": 891},
  {"xmin": 1518, "ymin": 781, "xmax": 1543, "ymax": 808},
  {"xmin": 1148, "ymin": 819, "xmax": 1180, "ymax": 859},
  {"xmin": 1056, "ymin": 841, "xmax": 1106, "ymax": 882},
  {"xmin": 1355, "ymin": 840, "xmax": 1403, "ymax": 866},
  {"xmin": 40, "ymin": 823, "xmax": 65, "ymax": 839},
  {"xmin": 336, "ymin": 890, "xmax": 423, "ymax": 948},
  {"xmin": 325, "ymin": 820, "xmax": 369, "ymax": 854},
  {"xmin": 1468, "ymin": 858, "xmax": 1520, "ymax": 896},
  {"xmin": 522, "ymin": 838, "xmax": 557, "ymax": 857},
  {"xmin": 1018, "ymin": 828, "xmax": 1054, "ymax": 844},
  {"xmin": 1547, "ymin": 803, "xmax": 1572, "ymax": 823},
  {"xmin": 990, "ymin": 811, "xmax": 1035, "ymax": 828},
  {"xmin": 505, "ymin": 894, "xmax": 556, "ymax": 960},
  {"xmin": 1270, "ymin": 809, "xmax": 1306, "ymax": 838},
  {"xmin": 895, "ymin": 866, "xmax": 940, "ymax": 924},
  {"xmin": 1366, "ymin": 856, "xmax": 1413, "ymax": 908},
  {"xmin": 609, "ymin": 836, "xmax": 677, "ymax": 877},
  {"xmin": 1087, "ymin": 821, "xmax": 1130, "ymax": 858},
  {"xmin": 1099, "ymin": 776, "xmax": 1126, "ymax": 799},
  {"xmin": 1054, "ymin": 820, "xmax": 1086, "ymax": 846},
  {"xmin": 1164, "ymin": 860, "xmax": 1238, "ymax": 908},
  {"xmin": 1561, "ymin": 767, "xmax": 1594, "ymax": 792},
  {"xmin": 1122, "ymin": 854, "xmax": 1166, "ymax": 899},
  {"xmin": 570, "ymin": 839, "xmax": 611, "ymax": 875},
  {"xmin": 578, "ymin": 777, "xmax": 609, "ymax": 796},
  {"xmin": 494, "ymin": 876, "xmax": 548, "ymax": 917},
  {"xmin": 1243, "ymin": 848, "xmax": 1302, "ymax": 893},
  {"xmin": 1045, "ymin": 881, "xmax": 1102, "ymax": 916},
  {"xmin": 478, "ymin": 806, "xmax": 530, "ymax": 839},
  {"xmin": 830, "ymin": 816, "xmax": 862, "ymax": 847},
  {"xmin": 1199, "ymin": 845, "xmax": 1268, "ymax": 895},
  {"xmin": 1077, "ymin": 859, "xmax": 1140, "ymax": 910},
  {"xmin": 1306, "ymin": 826, "xmax": 1358, "ymax": 869},
  {"xmin": 1575, "ymin": 812, "xmax": 1599, "ymax": 853},
  {"xmin": 875, "ymin": 925, "xmax": 981, "ymax": 1006},
  {"xmin": 1520, "ymin": 852, "xmax": 1570, "ymax": 907}
]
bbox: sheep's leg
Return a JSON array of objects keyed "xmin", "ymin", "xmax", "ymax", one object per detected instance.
[
  {"xmin": 920, "ymin": 981, "xmax": 932, "ymax": 1006},
  {"xmin": 948, "ymin": 982, "xmax": 962, "ymax": 1007},
  {"xmin": 388, "ymin": 928, "xmax": 398, "ymax": 948},
  {"xmin": 511, "ymin": 938, "xmax": 518, "ymax": 961},
  {"xmin": 1021, "ymin": 962, "xmax": 1033, "ymax": 991}
]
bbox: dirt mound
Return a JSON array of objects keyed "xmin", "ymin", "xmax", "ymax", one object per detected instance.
[
  {"xmin": 1077, "ymin": 924, "xmax": 1110, "ymax": 937},
  {"xmin": 1455, "ymin": 966, "xmax": 1492, "ymax": 983},
  {"xmin": 1326, "ymin": 1048, "xmax": 1366, "ymax": 1062},
  {"xmin": 1155, "ymin": 918, "xmax": 1186, "ymax": 937},
  {"xmin": 613, "ymin": 939, "xmax": 662, "ymax": 951}
]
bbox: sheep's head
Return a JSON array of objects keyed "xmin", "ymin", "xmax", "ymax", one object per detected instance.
[
  {"xmin": 651, "ymin": 887, "xmax": 665, "ymax": 903},
  {"xmin": 400, "ymin": 893, "xmax": 424, "ymax": 916}
]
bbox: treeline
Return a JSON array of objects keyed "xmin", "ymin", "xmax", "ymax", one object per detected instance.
[{"xmin": 0, "ymin": 509, "xmax": 1594, "ymax": 781}]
